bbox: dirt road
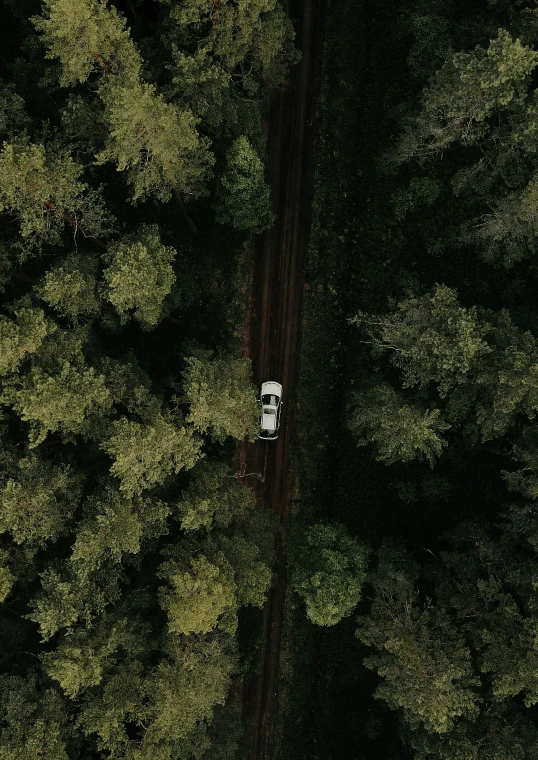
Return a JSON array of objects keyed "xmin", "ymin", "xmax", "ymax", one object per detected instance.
[{"xmin": 241, "ymin": 1, "xmax": 324, "ymax": 758}]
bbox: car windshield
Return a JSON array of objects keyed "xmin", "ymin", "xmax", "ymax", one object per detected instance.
[{"xmin": 262, "ymin": 394, "xmax": 279, "ymax": 406}]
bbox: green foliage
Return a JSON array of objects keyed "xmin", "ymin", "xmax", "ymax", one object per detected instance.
[
  {"xmin": 0, "ymin": 138, "xmax": 112, "ymax": 245},
  {"xmin": 42, "ymin": 616, "xmax": 145, "ymax": 698},
  {"xmin": 0, "ymin": 675, "xmax": 74, "ymax": 760},
  {"xmin": 177, "ymin": 460, "xmax": 255, "ymax": 531},
  {"xmin": 33, "ymin": 0, "xmax": 141, "ymax": 86},
  {"xmin": 142, "ymin": 637, "xmax": 234, "ymax": 753},
  {"xmin": 409, "ymin": 705, "xmax": 538, "ymax": 760},
  {"xmin": 103, "ymin": 224, "xmax": 176, "ymax": 328},
  {"xmin": 0, "ymin": 0, "xmax": 292, "ymax": 756},
  {"xmin": 351, "ymin": 284, "xmax": 492, "ymax": 397},
  {"xmin": 159, "ymin": 532, "xmax": 272, "ymax": 636},
  {"xmin": 290, "ymin": 522, "xmax": 368, "ymax": 626},
  {"xmin": 159, "ymin": 553, "xmax": 238, "ymax": 635},
  {"xmin": 395, "ymin": 30, "xmax": 538, "ymax": 161},
  {"xmin": 0, "ymin": 550, "xmax": 15, "ymax": 602},
  {"xmin": 216, "ymin": 136, "xmax": 274, "ymax": 233},
  {"xmin": 97, "ymin": 82, "xmax": 213, "ymax": 202},
  {"xmin": 2, "ymin": 360, "xmax": 112, "ymax": 446},
  {"xmin": 71, "ymin": 487, "xmax": 171, "ymax": 572},
  {"xmin": 216, "ymin": 534, "xmax": 272, "ymax": 608},
  {"xmin": 182, "ymin": 351, "xmax": 259, "ymax": 442},
  {"xmin": 38, "ymin": 255, "xmax": 100, "ymax": 321},
  {"xmin": 163, "ymin": 0, "xmax": 298, "ymax": 92},
  {"xmin": 357, "ymin": 540, "xmax": 480, "ymax": 734},
  {"xmin": 349, "ymin": 383, "xmax": 450, "ymax": 465},
  {"xmin": 167, "ymin": 47, "xmax": 232, "ymax": 129},
  {"xmin": 352, "ymin": 287, "xmax": 538, "ymax": 445},
  {"xmin": 101, "ymin": 414, "xmax": 202, "ymax": 495},
  {"xmin": 76, "ymin": 659, "xmax": 146, "ymax": 755},
  {"xmin": 0, "ymin": 455, "xmax": 81, "ymax": 547},
  {"xmin": 0, "ymin": 307, "xmax": 48, "ymax": 376},
  {"xmin": 0, "ymin": 82, "xmax": 29, "ymax": 138},
  {"xmin": 30, "ymin": 563, "xmax": 124, "ymax": 640},
  {"xmin": 77, "ymin": 636, "xmax": 235, "ymax": 758}
]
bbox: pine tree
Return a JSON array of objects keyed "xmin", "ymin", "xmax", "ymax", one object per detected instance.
[
  {"xmin": 33, "ymin": 0, "xmax": 141, "ymax": 86},
  {"xmin": 102, "ymin": 224, "xmax": 177, "ymax": 328},
  {"xmin": 177, "ymin": 460, "xmax": 255, "ymax": 532},
  {"xmin": 394, "ymin": 30, "xmax": 538, "ymax": 161},
  {"xmin": 0, "ymin": 455, "xmax": 82, "ymax": 547},
  {"xmin": 290, "ymin": 522, "xmax": 368, "ymax": 627},
  {"xmin": 101, "ymin": 414, "xmax": 202, "ymax": 496},
  {"xmin": 356, "ymin": 540, "xmax": 480, "ymax": 735},
  {"xmin": 97, "ymin": 81, "xmax": 213, "ymax": 202},
  {"xmin": 182, "ymin": 351, "xmax": 259, "ymax": 442},
  {"xmin": 0, "ymin": 138, "xmax": 112, "ymax": 245},
  {"xmin": 349, "ymin": 383, "xmax": 450, "ymax": 465},
  {"xmin": 216, "ymin": 136, "xmax": 274, "ymax": 232}
]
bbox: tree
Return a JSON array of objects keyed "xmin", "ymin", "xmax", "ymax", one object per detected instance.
[
  {"xmin": 0, "ymin": 307, "xmax": 48, "ymax": 376},
  {"xmin": 141, "ymin": 637, "xmax": 234, "ymax": 753},
  {"xmin": 97, "ymin": 81, "xmax": 213, "ymax": 202},
  {"xmin": 394, "ymin": 30, "xmax": 538, "ymax": 162},
  {"xmin": 433, "ymin": 513, "xmax": 538, "ymax": 710},
  {"xmin": 216, "ymin": 136, "xmax": 274, "ymax": 233},
  {"xmin": 162, "ymin": 0, "xmax": 297, "ymax": 90},
  {"xmin": 0, "ymin": 455, "xmax": 81, "ymax": 547},
  {"xmin": 504, "ymin": 425, "xmax": 538, "ymax": 499},
  {"xmin": 0, "ymin": 138, "xmax": 112, "ymax": 245},
  {"xmin": 356, "ymin": 540, "xmax": 480, "ymax": 734},
  {"xmin": 469, "ymin": 171, "xmax": 538, "ymax": 266},
  {"xmin": 290, "ymin": 522, "xmax": 368, "ymax": 626},
  {"xmin": 76, "ymin": 659, "xmax": 147, "ymax": 756},
  {"xmin": 167, "ymin": 47, "xmax": 232, "ymax": 130},
  {"xmin": 42, "ymin": 615, "xmax": 145, "ymax": 698},
  {"xmin": 409, "ymin": 705, "xmax": 538, "ymax": 760},
  {"xmin": 349, "ymin": 383, "xmax": 450, "ymax": 465},
  {"xmin": 38, "ymin": 254, "xmax": 100, "ymax": 321},
  {"xmin": 1, "ymin": 360, "xmax": 112, "ymax": 446},
  {"xmin": 102, "ymin": 224, "xmax": 176, "ymax": 328},
  {"xmin": 0, "ymin": 549, "xmax": 15, "ymax": 602},
  {"xmin": 182, "ymin": 351, "xmax": 259, "ymax": 442},
  {"xmin": 29, "ymin": 563, "xmax": 125, "ymax": 640},
  {"xmin": 101, "ymin": 414, "xmax": 202, "ymax": 496},
  {"xmin": 70, "ymin": 487, "xmax": 171, "ymax": 572},
  {"xmin": 33, "ymin": 0, "xmax": 141, "ymax": 86},
  {"xmin": 177, "ymin": 460, "xmax": 255, "ymax": 531},
  {"xmin": 351, "ymin": 287, "xmax": 538, "ymax": 443},
  {"xmin": 0, "ymin": 82, "xmax": 28, "ymax": 138},
  {"xmin": 158, "ymin": 552, "xmax": 238, "ymax": 635},
  {"xmin": 216, "ymin": 534, "xmax": 272, "ymax": 608},
  {"xmin": 473, "ymin": 310, "xmax": 538, "ymax": 442},
  {"xmin": 0, "ymin": 675, "xmax": 74, "ymax": 760},
  {"xmin": 351, "ymin": 284, "xmax": 492, "ymax": 398}
]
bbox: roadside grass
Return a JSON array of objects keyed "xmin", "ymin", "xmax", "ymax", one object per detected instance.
[{"xmin": 276, "ymin": 0, "xmax": 418, "ymax": 758}]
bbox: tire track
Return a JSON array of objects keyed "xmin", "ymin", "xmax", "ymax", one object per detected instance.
[{"xmin": 241, "ymin": 1, "xmax": 324, "ymax": 758}]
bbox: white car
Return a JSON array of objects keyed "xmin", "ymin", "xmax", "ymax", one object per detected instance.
[{"xmin": 258, "ymin": 381, "xmax": 283, "ymax": 440}]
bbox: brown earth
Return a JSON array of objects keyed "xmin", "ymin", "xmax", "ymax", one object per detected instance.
[{"xmin": 241, "ymin": 1, "xmax": 325, "ymax": 758}]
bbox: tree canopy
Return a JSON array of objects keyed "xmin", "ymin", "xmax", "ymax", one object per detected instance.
[{"xmin": 0, "ymin": 0, "xmax": 297, "ymax": 755}]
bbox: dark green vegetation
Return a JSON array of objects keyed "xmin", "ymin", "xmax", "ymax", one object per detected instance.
[
  {"xmin": 283, "ymin": 0, "xmax": 538, "ymax": 758},
  {"xmin": 0, "ymin": 1, "xmax": 297, "ymax": 758}
]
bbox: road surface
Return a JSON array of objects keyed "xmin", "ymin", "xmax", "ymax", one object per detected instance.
[{"xmin": 241, "ymin": 1, "xmax": 324, "ymax": 758}]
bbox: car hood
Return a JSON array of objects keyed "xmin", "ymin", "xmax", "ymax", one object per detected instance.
[{"xmin": 261, "ymin": 382, "xmax": 282, "ymax": 398}]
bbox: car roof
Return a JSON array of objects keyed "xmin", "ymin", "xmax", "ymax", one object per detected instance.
[
  {"xmin": 261, "ymin": 413, "xmax": 277, "ymax": 431},
  {"xmin": 261, "ymin": 381, "xmax": 282, "ymax": 396}
]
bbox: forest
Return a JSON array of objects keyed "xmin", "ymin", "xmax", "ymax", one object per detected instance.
[
  {"xmin": 4, "ymin": 0, "xmax": 538, "ymax": 759},
  {"xmin": 0, "ymin": 0, "xmax": 297, "ymax": 758},
  {"xmin": 281, "ymin": 0, "xmax": 538, "ymax": 758}
]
